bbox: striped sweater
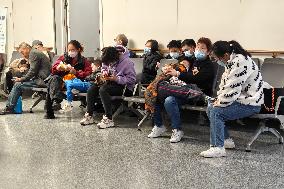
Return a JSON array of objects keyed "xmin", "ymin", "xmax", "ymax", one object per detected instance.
[{"xmin": 217, "ymin": 53, "xmax": 264, "ymax": 107}]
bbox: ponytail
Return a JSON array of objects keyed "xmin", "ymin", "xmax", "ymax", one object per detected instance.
[
  {"xmin": 228, "ymin": 40, "xmax": 251, "ymax": 59},
  {"xmin": 212, "ymin": 40, "xmax": 251, "ymax": 60}
]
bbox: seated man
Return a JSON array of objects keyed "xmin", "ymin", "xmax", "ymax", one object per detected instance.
[
  {"xmin": 0, "ymin": 41, "xmax": 51, "ymax": 115},
  {"xmin": 181, "ymin": 39, "xmax": 196, "ymax": 58},
  {"xmin": 6, "ymin": 56, "xmax": 30, "ymax": 93},
  {"xmin": 114, "ymin": 34, "xmax": 137, "ymax": 58},
  {"xmin": 32, "ymin": 40, "xmax": 53, "ymax": 63},
  {"xmin": 164, "ymin": 40, "xmax": 183, "ymax": 60}
]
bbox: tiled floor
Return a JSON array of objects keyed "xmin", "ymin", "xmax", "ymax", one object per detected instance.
[{"xmin": 0, "ymin": 99, "xmax": 283, "ymax": 189}]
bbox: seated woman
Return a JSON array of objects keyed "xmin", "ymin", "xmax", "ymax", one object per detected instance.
[
  {"xmin": 80, "ymin": 46, "xmax": 136, "ymax": 127},
  {"xmin": 44, "ymin": 40, "xmax": 92, "ymax": 119},
  {"xmin": 141, "ymin": 39, "xmax": 163, "ymax": 84},
  {"xmin": 200, "ymin": 41, "xmax": 264, "ymax": 158},
  {"xmin": 145, "ymin": 56, "xmax": 194, "ymax": 113},
  {"xmin": 148, "ymin": 37, "xmax": 215, "ymax": 143},
  {"xmin": 60, "ymin": 59, "xmax": 102, "ymax": 113}
]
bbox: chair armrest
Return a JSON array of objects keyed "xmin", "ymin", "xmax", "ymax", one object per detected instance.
[
  {"xmin": 275, "ymin": 96, "xmax": 284, "ymax": 116},
  {"xmin": 121, "ymin": 85, "xmax": 127, "ymax": 97},
  {"xmin": 138, "ymin": 82, "xmax": 149, "ymax": 97}
]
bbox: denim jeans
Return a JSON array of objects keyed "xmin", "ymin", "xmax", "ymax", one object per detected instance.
[
  {"xmin": 207, "ymin": 102, "xmax": 230, "ymax": 139},
  {"xmin": 153, "ymin": 96, "xmax": 186, "ymax": 130},
  {"xmin": 208, "ymin": 101, "xmax": 261, "ymax": 147},
  {"xmin": 6, "ymin": 81, "xmax": 37, "ymax": 109},
  {"xmin": 65, "ymin": 78, "xmax": 91, "ymax": 102}
]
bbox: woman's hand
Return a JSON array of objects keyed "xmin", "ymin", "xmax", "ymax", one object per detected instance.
[
  {"xmin": 14, "ymin": 77, "xmax": 22, "ymax": 82},
  {"xmin": 69, "ymin": 67, "xmax": 77, "ymax": 74},
  {"xmin": 166, "ymin": 68, "xmax": 178, "ymax": 77},
  {"xmin": 213, "ymin": 99, "xmax": 220, "ymax": 107},
  {"xmin": 104, "ymin": 75, "xmax": 117, "ymax": 81},
  {"xmin": 156, "ymin": 62, "xmax": 160, "ymax": 70},
  {"xmin": 192, "ymin": 67, "xmax": 199, "ymax": 75}
]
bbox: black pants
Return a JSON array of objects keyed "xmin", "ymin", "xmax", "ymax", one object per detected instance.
[
  {"xmin": 87, "ymin": 82, "xmax": 132, "ymax": 119},
  {"xmin": 45, "ymin": 75, "xmax": 65, "ymax": 115},
  {"xmin": 6, "ymin": 71, "xmax": 13, "ymax": 93}
]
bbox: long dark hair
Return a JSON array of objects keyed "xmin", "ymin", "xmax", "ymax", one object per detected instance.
[
  {"xmin": 101, "ymin": 46, "xmax": 120, "ymax": 65},
  {"xmin": 146, "ymin": 39, "xmax": 159, "ymax": 52},
  {"xmin": 212, "ymin": 40, "xmax": 251, "ymax": 59},
  {"xmin": 64, "ymin": 40, "xmax": 85, "ymax": 69}
]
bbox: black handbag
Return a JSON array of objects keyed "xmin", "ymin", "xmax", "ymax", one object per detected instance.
[
  {"xmin": 157, "ymin": 81, "xmax": 203, "ymax": 101},
  {"xmin": 260, "ymin": 88, "xmax": 284, "ymax": 115}
]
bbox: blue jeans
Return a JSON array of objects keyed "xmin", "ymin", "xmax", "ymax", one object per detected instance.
[
  {"xmin": 208, "ymin": 101, "xmax": 261, "ymax": 147},
  {"xmin": 153, "ymin": 96, "xmax": 186, "ymax": 130},
  {"xmin": 207, "ymin": 102, "xmax": 230, "ymax": 139},
  {"xmin": 6, "ymin": 81, "xmax": 37, "ymax": 109},
  {"xmin": 65, "ymin": 78, "xmax": 91, "ymax": 102}
]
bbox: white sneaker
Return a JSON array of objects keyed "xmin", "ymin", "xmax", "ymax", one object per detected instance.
[
  {"xmin": 80, "ymin": 113, "xmax": 95, "ymax": 126},
  {"xmin": 59, "ymin": 102, "xmax": 73, "ymax": 113},
  {"xmin": 200, "ymin": 147, "xmax": 226, "ymax": 158},
  {"xmin": 97, "ymin": 115, "xmax": 108, "ymax": 126},
  {"xmin": 97, "ymin": 116, "xmax": 114, "ymax": 129},
  {"xmin": 147, "ymin": 125, "xmax": 167, "ymax": 138},
  {"xmin": 169, "ymin": 129, "xmax": 184, "ymax": 143},
  {"xmin": 224, "ymin": 138, "xmax": 236, "ymax": 149}
]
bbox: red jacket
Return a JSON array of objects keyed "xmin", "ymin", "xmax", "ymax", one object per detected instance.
[{"xmin": 52, "ymin": 55, "xmax": 92, "ymax": 80}]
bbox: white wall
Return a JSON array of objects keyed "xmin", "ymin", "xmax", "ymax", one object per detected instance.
[
  {"xmin": 100, "ymin": 0, "xmax": 284, "ymax": 51},
  {"xmin": 0, "ymin": 0, "xmax": 55, "ymax": 62}
]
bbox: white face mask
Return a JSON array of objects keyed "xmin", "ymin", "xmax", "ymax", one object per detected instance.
[
  {"xmin": 170, "ymin": 52, "xmax": 180, "ymax": 59},
  {"xmin": 68, "ymin": 51, "xmax": 78, "ymax": 58}
]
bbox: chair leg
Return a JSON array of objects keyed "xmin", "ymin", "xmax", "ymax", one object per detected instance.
[
  {"xmin": 29, "ymin": 94, "xmax": 45, "ymax": 113},
  {"xmin": 246, "ymin": 121, "xmax": 284, "ymax": 152},
  {"xmin": 138, "ymin": 111, "xmax": 151, "ymax": 131},
  {"xmin": 268, "ymin": 128, "xmax": 284, "ymax": 144},
  {"xmin": 32, "ymin": 92, "xmax": 39, "ymax": 99},
  {"xmin": 246, "ymin": 121, "xmax": 266, "ymax": 152},
  {"xmin": 125, "ymin": 106, "xmax": 144, "ymax": 120},
  {"xmin": 236, "ymin": 119, "xmax": 245, "ymax": 126},
  {"xmin": 0, "ymin": 89, "xmax": 8, "ymax": 98},
  {"xmin": 112, "ymin": 104, "xmax": 125, "ymax": 120}
]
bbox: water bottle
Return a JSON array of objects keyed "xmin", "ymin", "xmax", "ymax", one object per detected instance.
[{"xmin": 14, "ymin": 96, "xmax": 23, "ymax": 114}]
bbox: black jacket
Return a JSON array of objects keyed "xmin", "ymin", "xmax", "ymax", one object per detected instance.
[
  {"xmin": 179, "ymin": 58, "xmax": 215, "ymax": 96},
  {"xmin": 141, "ymin": 51, "xmax": 163, "ymax": 84}
]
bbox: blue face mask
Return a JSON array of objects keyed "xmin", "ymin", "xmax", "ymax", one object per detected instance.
[
  {"xmin": 144, "ymin": 47, "xmax": 151, "ymax": 54},
  {"xmin": 170, "ymin": 52, "xmax": 180, "ymax": 59},
  {"xmin": 184, "ymin": 50, "xmax": 193, "ymax": 58},
  {"xmin": 194, "ymin": 50, "xmax": 207, "ymax": 61},
  {"xmin": 217, "ymin": 60, "xmax": 226, "ymax": 67}
]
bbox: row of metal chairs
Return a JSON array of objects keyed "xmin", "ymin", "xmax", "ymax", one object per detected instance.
[
  {"xmin": 120, "ymin": 57, "xmax": 284, "ymax": 152},
  {"xmin": 3, "ymin": 51, "xmax": 284, "ymax": 151}
]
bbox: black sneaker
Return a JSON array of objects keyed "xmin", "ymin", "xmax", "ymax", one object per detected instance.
[
  {"xmin": 53, "ymin": 103, "xmax": 61, "ymax": 111},
  {"xmin": 0, "ymin": 107, "xmax": 14, "ymax": 115},
  {"xmin": 44, "ymin": 113, "xmax": 56, "ymax": 119}
]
